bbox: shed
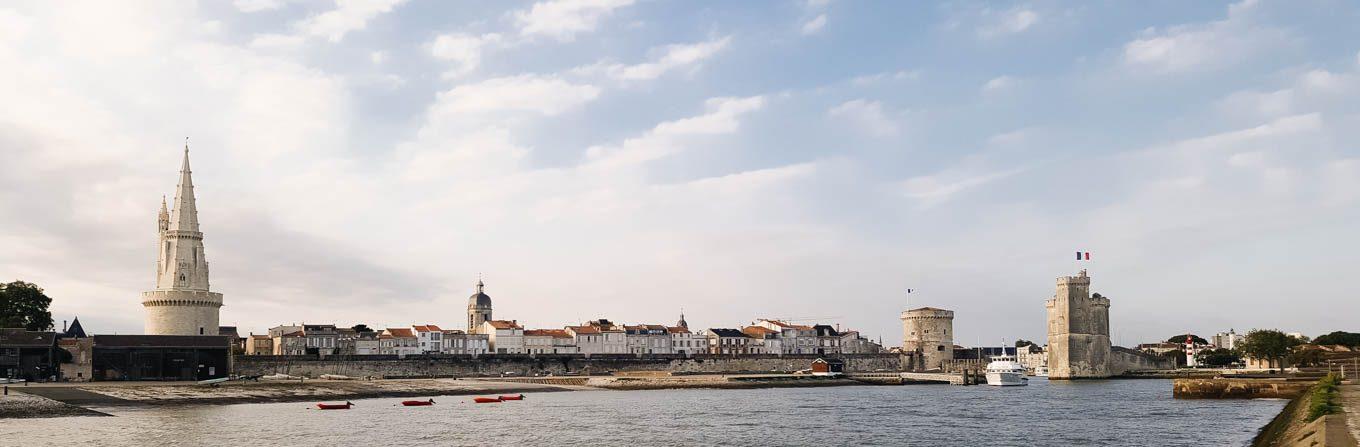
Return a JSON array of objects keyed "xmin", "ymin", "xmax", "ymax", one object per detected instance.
[{"xmin": 811, "ymin": 358, "xmax": 844, "ymax": 376}]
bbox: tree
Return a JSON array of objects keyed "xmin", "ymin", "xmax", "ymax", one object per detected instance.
[
  {"xmin": 1313, "ymin": 331, "xmax": 1360, "ymax": 347},
  {"xmin": 1288, "ymin": 347, "xmax": 1324, "ymax": 367},
  {"xmin": 1166, "ymin": 334, "xmax": 1208, "ymax": 345},
  {"xmin": 0, "ymin": 280, "xmax": 54, "ymax": 331},
  {"xmin": 1164, "ymin": 347, "xmax": 1185, "ymax": 366},
  {"xmin": 351, "ymin": 324, "xmax": 373, "ymax": 333},
  {"xmin": 1240, "ymin": 329, "xmax": 1301, "ymax": 369},
  {"xmin": 1014, "ymin": 339, "xmax": 1034, "ymax": 348},
  {"xmin": 1196, "ymin": 348, "xmax": 1241, "ymax": 367}
]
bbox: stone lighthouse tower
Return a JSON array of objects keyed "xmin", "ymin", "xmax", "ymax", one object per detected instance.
[
  {"xmin": 901, "ymin": 307, "xmax": 954, "ymax": 371},
  {"xmin": 141, "ymin": 145, "xmax": 223, "ymax": 336},
  {"xmin": 1045, "ymin": 269, "xmax": 1111, "ymax": 379},
  {"xmin": 466, "ymin": 280, "xmax": 492, "ymax": 334}
]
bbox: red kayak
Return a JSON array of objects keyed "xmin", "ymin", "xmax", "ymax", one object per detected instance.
[
  {"xmin": 498, "ymin": 394, "xmax": 524, "ymax": 401},
  {"xmin": 473, "ymin": 397, "xmax": 501, "ymax": 403},
  {"xmin": 402, "ymin": 399, "xmax": 435, "ymax": 406},
  {"xmin": 316, "ymin": 401, "xmax": 353, "ymax": 410}
]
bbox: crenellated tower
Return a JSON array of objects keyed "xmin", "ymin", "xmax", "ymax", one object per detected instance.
[
  {"xmin": 142, "ymin": 144, "xmax": 224, "ymax": 336},
  {"xmin": 1045, "ymin": 269, "xmax": 1111, "ymax": 379}
]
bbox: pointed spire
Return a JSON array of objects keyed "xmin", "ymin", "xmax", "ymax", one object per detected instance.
[
  {"xmin": 476, "ymin": 277, "xmax": 485, "ymax": 293},
  {"xmin": 158, "ymin": 195, "xmax": 169, "ymax": 232},
  {"xmin": 168, "ymin": 139, "xmax": 200, "ymax": 232}
]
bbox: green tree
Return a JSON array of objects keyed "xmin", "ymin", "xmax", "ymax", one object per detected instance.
[
  {"xmin": 1166, "ymin": 334, "xmax": 1208, "ymax": 345},
  {"xmin": 1014, "ymin": 339, "xmax": 1034, "ymax": 348},
  {"xmin": 1240, "ymin": 329, "xmax": 1301, "ymax": 368},
  {"xmin": 0, "ymin": 280, "xmax": 54, "ymax": 331},
  {"xmin": 1288, "ymin": 348, "xmax": 1324, "ymax": 367},
  {"xmin": 351, "ymin": 324, "xmax": 373, "ymax": 333},
  {"xmin": 1196, "ymin": 348, "xmax": 1241, "ymax": 367},
  {"xmin": 1312, "ymin": 331, "xmax": 1360, "ymax": 347},
  {"xmin": 1162, "ymin": 349, "xmax": 1187, "ymax": 368}
]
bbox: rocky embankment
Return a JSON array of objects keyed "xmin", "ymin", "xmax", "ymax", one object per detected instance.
[
  {"xmin": 1174, "ymin": 378, "xmax": 1314, "ymax": 399},
  {"xmin": 0, "ymin": 392, "xmax": 108, "ymax": 418}
]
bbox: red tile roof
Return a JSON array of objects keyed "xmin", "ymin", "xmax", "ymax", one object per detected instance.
[
  {"xmin": 384, "ymin": 328, "xmax": 415, "ymax": 338},
  {"xmin": 742, "ymin": 326, "xmax": 778, "ymax": 338},
  {"xmin": 567, "ymin": 325, "xmax": 601, "ymax": 335},
  {"xmin": 666, "ymin": 326, "xmax": 691, "ymax": 334},
  {"xmin": 525, "ymin": 329, "xmax": 573, "ymax": 338},
  {"xmin": 412, "ymin": 324, "xmax": 443, "ymax": 332},
  {"xmin": 487, "ymin": 320, "xmax": 522, "ymax": 330}
]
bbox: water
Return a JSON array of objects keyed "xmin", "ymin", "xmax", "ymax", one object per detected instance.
[{"xmin": 3, "ymin": 379, "xmax": 1283, "ymax": 446}]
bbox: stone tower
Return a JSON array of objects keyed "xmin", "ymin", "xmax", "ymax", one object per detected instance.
[
  {"xmin": 1045, "ymin": 269, "xmax": 1111, "ymax": 379},
  {"xmin": 142, "ymin": 145, "xmax": 223, "ymax": 336},
  {"xmin": 466, "ymin": 280, "xmax": 492, "ymax": 334},
  {"xmin": 900, "ymin": 307, "xmax": 954, "ymax": 371}
]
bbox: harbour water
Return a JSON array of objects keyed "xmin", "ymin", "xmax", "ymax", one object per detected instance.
[{"xmin": 3, "ymin": 379, "xmax": 1284, "ymax": 446}]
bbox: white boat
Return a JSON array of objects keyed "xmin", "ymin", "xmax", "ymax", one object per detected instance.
[
  {"xmin": 1033, "ymin": 365, "xmax": 1049, "ymax": 377},
  {"xmin": 985, "ymin": 354, "xmax": 1029, "ymax": 386}
]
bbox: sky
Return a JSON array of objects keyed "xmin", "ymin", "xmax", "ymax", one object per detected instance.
[{"xmin": 1, "ymin": 0, "xmax": 1358, "ymax": 347}]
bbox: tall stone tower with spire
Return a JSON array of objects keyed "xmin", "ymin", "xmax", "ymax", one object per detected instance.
[{"xmin": 141, "ymin": 143, "xmax": 224, "ymax": 336}]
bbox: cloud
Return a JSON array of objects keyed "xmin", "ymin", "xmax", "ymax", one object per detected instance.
[
  {"xmin": 513, "ymin": 0, "xmax": 635, "ymax": 42},
  {"xmin": 899, "ymin": 166, "xmax": 1026, "ymax": 207},
  {"xmin": 982, "ymin": 75, "xmax": 1018, "ymax": 93},
  {"xmin": 1121, "ymin": 0, "xmax": 1288, "ymax": 75},
  {"xmin": 826, "ymin": 99, "xmax": 899, "ymax": 137},
  {"xmin": 977, "ymin": 7, "xmax": 1038, "ymax": 38},
  {"xmin": 294, "ymin": 0, "xmax": 406, "ymax": 42},
  {"xmin": 428, "ymin": 33, "xmax": 503, "ymax": 78},
  {"xmin": 850, "ymin": 70, "xmax": 920, "ymax": 86},
  {"xmin": 586, "ymin": 36, "xmax": 731, "ymax": 81},
  {"xmin": 585, "ymin": 96, "xmax": 765, "ymax": 168},
  {"xmin": 249, "ymin": 33, "xmax": 305, "ymax": 50},
  {"xmin": 234, "ymin": 0, "xmax": 286, "ymax": 13},
  {"xmin": 801, "ymin": 14, "xmax": 827, "ymax": 35},
  {"xmin": 427, "ymin": 74, "xmax": 600, "ymax": 118}
]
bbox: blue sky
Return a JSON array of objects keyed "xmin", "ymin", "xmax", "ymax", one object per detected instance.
[{"xmin": 1, "ymin": 0, "xmax": 1358, "ymax": 346}]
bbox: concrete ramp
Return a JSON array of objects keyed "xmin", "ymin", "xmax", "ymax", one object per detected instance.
[{"xmin": 17, "ymin": 387, "xmax": 128, "ymax": 405}]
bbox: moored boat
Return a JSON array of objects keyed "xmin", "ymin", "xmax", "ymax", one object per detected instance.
[
  {"xmin": 985, "ymin": 354, "xmax": 1028, "ymax": 386},
  {"xmin": 473, "ymin": 397, "xmax": 501, "ymax": 403},
  {"xmin": 316, "ymin": 401, "xmax": 353, "ymax": 410},
  {"xmin": 498, "ymin": 394, "xmax": 524, "ymax": 401},
  {"xmin": 402, "ymin": 399, "xmax": 435, "ymax": 406}
]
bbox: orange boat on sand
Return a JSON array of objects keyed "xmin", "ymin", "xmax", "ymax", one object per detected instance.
[
  {"xmin": 498, "ymin": 394, "xmax": 525, "ymax": 401},
  {"xmin": 402, "ymin": 399, "xmax": 435, "ymax": 406},
  {"xmin": 473, "ymin": 397, "xmax": 501, "ymax": 403},
  {"xmin": 316, "ymin": 402, "xmax": 353, "ymax": 410}
]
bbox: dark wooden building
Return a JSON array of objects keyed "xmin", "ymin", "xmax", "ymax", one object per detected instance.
[
  {"xmin": 90, "ymin": 335, "xmax": 230, "ymax": 381},
  {"xmin": 0, "ymin": 328, "xmax": 59, "ymax": 381}
]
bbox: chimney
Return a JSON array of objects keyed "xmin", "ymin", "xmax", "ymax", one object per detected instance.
[{"xmin": 62, "ymin": 320, "xmax": 67, "ymax": 332}]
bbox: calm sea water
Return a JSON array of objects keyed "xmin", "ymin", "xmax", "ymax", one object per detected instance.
[{"xmin": 3, "ymin": 378, "xmax": 1283, "ymax": 446}]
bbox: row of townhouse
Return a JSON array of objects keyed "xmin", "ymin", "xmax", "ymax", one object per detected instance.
[{"xmin": 246, "ymin": 317, "xmax": 882, "ymax": 357}]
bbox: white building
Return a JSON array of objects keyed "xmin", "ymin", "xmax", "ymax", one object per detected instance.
[
  {"xmin": 668, "ymin": 326, "xmax": 705, "ymax": 356},
  {"xmin": 742, "ymin": 326, "xmax": 781, "ymax": 354},
  {"xmin": 524, "ymin": 329, "xmax": 577, "ymax": 354},
  {"xmin": 380, "ymin": 328, "xmax": 420, "ymax": 356},
  {"xmin": 141, "ymin": 146, "xmax": 224, "ymax": 336},
  {"xmin": 413, "ymin": 325, "xmax": 444, "ymax": 353},
  {"xmin": 354, "ymin": 331, "xmax": 381, "ymax": 355},
  {"xmin": 567, "ymin": 325, "xmax": 605, "ymax": 354},
  {"xmin": 1212, "ymin": 329, "xmax": 1245, "ymax": 350},
  {"xmin": 625, "ymin": 324, "xmax": 672, "ymax": 354},
  {"xmin": 754, "ymin": 319, "xmax": 817, "ymax": 354},
  {"xmin": 483, "ymin": 320, "xmax": 525, "ymax": 354}
]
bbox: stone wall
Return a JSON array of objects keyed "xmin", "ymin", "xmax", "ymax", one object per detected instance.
[
  {"xmin": 1110, "ymin": 346, "xmax": 1174, "ymax": 374},
  {"xmin": 232, "ymin": 354, "xmax": 904, "ymax": 378}
]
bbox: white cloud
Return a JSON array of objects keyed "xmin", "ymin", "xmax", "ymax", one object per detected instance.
[
  {"xmin": 978, "ymin": 8, "xmax": 1038, "ymax": 38},
  {"xmin": 827, "ymin": 99, "xmax": 898, "ymax": 137},
  {"xmin": 428, "ymin": 33, "xmax": 502, "ymax": 78},
  {"xmin": 590, "ymin": 36, "xmax": 731, "ymax": 81},
  {"xmin": 982, "ymin": 75, "xmax": 1017, "ymax": 93},
  {"xmin": 801, "ymin": 14, "xmax": 827, "ymax": 35},
  {"xmin": 1121, "ymin": 0, "xmax": 1287, "ymax": 75},
  {"xmin": 234, "ymin": 0, "xmax": 286, "ymax": 13},
  {"xmin": 369, "ymin": 50, "xmax": 386, "ymax": 64},
  {"xmin": 586, "ymin": 96, "xmax": 765, "ymax": 168},
  {"xmin": 850, "ymin": 70, "xmax": 920, "ymax": 86},
  {"xmin": 249, "ymin": 33, "xmax": 305, "ymax": 50},
  {"xmin": 294, "ymin": 0, "xmax": 406, "ymax": 42},
  {"xmin": 513, "ymin": 0, "xmax": 634, "ymax": 42},
  {"xmin": 900, "ymin": 167, "xmax": 1026, "ymax": 207},
  {"xmin": 428, "ymin": 75, "xmax": 600, "ymax": 117}
]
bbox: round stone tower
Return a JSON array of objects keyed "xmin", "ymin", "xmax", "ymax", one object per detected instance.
[
  {"xmin": 467, "ymin": 280, "xmax": 492, "ymax": 334},
  {"xmin": 142, "ymin": 146, "xmax": 223, "ymax": 336},
  {"xmin": 901, "ymin": 307, "xmax": 954, "ymax": 371}
]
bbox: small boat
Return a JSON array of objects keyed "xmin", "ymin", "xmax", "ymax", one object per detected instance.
[
  {"xmin": 316, "ymin": 401, "xmax": 354, "ymax": 410},
  {"xmin": 196, "ymin": 377, "xmax": 229, "ymax": 386},
  {"xmin": 985, "ymin": 354, "xmax": 1029, "ymax": 386},
  {"xmin": 498, "ymin": 394, "xmax": 524, "ymax": 401},
  {"xmin": 1033, "ymin": 365, "xmax": 1049, "ymax": 377},
  {"xmin": 402, "ymin": 399, "xmax": 435, "ymax": 406},
  {"xmin": 473, "ymin": 397, "xmax": 501, "ymax": 403}
]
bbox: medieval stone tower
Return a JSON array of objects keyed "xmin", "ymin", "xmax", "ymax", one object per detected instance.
[
  {"xmin": 142, "ymin": 146, "xmax": 223, "ymax": 336},
  {"xmin": 901, "ymin": 307, "xmax": 954, "ymax": 371},
  {"xmin": 1045, "ymin": 269, "xmax": 1111, "ymax": 379},
  {"xmin": 467, "ymin": 280, "xmax": 492, "ymax": 334}
]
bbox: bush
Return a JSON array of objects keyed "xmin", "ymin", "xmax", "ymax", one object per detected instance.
[{"xmin": 1306, "ymin": 373, "xmax": 1342, "ymax": 421}]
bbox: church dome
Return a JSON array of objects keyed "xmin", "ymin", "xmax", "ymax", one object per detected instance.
[{"xmin": 468, "ymin": 280, "xmax": 492, "ymax": 308}]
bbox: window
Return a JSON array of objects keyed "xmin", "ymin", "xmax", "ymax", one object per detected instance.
[{"xmin": 199, "ymin": 327, "xmax": 204, "ymax": 335}]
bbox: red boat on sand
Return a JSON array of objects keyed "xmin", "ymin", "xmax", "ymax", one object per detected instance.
[
  {"xmin": 402, "ymin": 399, "xmax": 435, "ymax": 406},
  {"xmin": 316, "ymin": 401, "xmax": 353, "ymax": 410},
  {"xmin": 473, "ymin": 397, "xmax": 501, "ymax": 403},
  {"xmin": 498, "ymin": 394, "xmax": 525, "ymax": 401}
]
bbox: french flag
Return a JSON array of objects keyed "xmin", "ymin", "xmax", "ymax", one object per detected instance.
[{"xmin": 1076, "ymin": 251, "xmax": 1090, "ymax": 260}]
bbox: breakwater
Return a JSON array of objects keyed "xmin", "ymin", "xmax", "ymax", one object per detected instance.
[
  {"xmin": 1173, "ymin": 378, "xmax": 1314, "ymax": 399},
  {"xmin": 233, "ymin": 353, "xmax": 903, "ymax": 378}
]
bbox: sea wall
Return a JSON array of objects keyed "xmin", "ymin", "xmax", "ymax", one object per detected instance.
[
  {"xmin": 232, "ymin": 354, "xmax": 903, "ymax": 378},
  {"xmin": 1173, "ymin": 378, "xmax": 1313, "ymax": 399},
  {"xmin": 1110, "ymin": 346, "xmax": 1175, "ymax": 374}
]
